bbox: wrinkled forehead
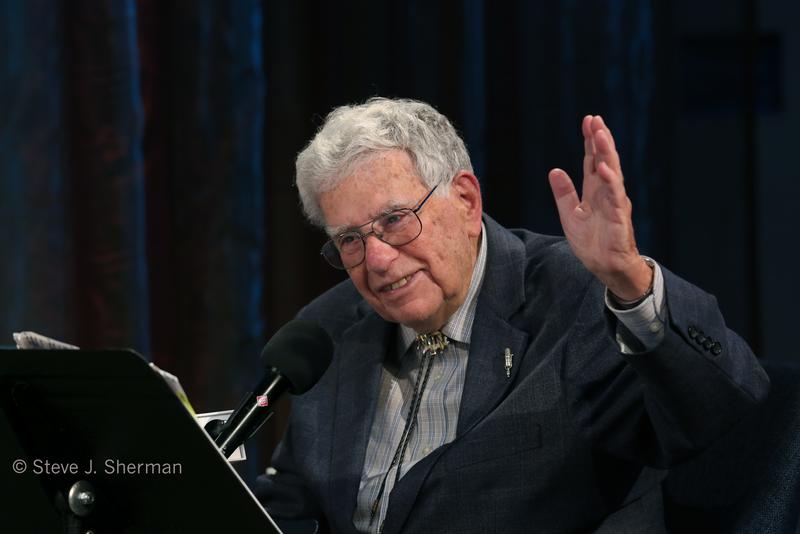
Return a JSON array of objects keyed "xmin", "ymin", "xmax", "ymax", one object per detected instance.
[{"xmin": 320, "ymin": 152, "xmax": 430, "ymax": 235}]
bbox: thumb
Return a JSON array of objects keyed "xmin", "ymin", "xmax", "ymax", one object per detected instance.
[{"xmin": 548, "ymin": 168, "xmax": 579, "ymax": 218}]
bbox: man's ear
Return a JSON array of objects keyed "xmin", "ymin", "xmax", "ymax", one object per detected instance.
[{"xmin": 449, "ymin": 172, "xmax": 483, "ymax": 237}]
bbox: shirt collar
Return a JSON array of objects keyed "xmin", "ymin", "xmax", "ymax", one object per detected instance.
[{"xmin": 399, "ymin": 221, "xmax": 488, "ymax": 351}]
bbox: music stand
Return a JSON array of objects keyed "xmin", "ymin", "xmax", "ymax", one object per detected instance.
[{"xmin": 0, "ymin": 348, "xmax": 282, "ymax": 533}]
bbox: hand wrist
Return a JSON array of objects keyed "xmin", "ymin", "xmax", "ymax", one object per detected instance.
[{"xmin": 608, "ymin": 257, "xmax": 655, "ymax": 305}]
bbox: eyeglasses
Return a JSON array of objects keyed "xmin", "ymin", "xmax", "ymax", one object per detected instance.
[{"xmin": 321, "ymin": 184, "xmax": 439, "ymax": 270}]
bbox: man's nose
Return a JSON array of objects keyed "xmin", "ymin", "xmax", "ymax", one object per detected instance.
[{"xmin": 363, "ymin": 235, "xmax": 397, "ymax": 273}]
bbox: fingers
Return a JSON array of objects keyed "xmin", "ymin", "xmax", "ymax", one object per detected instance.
[
  {"xmin": 590, "ymin": 116, "xmax": 622, "ymax": 176},
  {"xmin": 590, "ymin": 116, "xmax": 615, "ymax": 149},
  {"xmin": 582, "ymin": 115, "xmax": 595, "ymax": 178},
  {"xmin": 548, "ymin": 168, "xmax": 582, "ymax": 220},
  {"xmin": 596, "ymin": 161, "xmax": 628, "ymax": 206},
  {"xmin": 553, "ymin": 115, "xmax": 628, "ymax": 216}
]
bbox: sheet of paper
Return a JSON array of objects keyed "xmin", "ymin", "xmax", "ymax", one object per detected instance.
[
  {"xmin": 149, "ymin": 363, "xmax": 197, "ymax": 416},
  {"xmin": 12, "ymin": 331, "xmax": 79, "ymax": 350}
]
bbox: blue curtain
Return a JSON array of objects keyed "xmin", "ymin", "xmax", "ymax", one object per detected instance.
[
  {"xmin": 0, "ymin": 0, "xmax": 266, "ymax": 473},
  {"xmin": 5, "ymin": 0, "xmax": 770, "ymax": 481}
]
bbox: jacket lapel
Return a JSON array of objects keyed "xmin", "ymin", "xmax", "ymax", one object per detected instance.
[
  {"xmin": 381, "ymin": 316, "xmax": 529, "ymax": 534},
  {"xmin": 382, "ymin": 215, "xmax": 533, "ymax": 533},
  {"xmin": 327, "ymin": 306, "xmax": 394, "ymax": 533},
  {"xmin": 456, "ymin": 306, "xmax": 529, "ymax": 435},
  {"xmin": 456, "ymin": 215, "xmax": 530, "ymax": 435}
]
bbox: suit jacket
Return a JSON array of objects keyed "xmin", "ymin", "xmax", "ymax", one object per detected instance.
[{"xmin": 255, "ymin": 214, "xmax": 769, "ymax": 533}]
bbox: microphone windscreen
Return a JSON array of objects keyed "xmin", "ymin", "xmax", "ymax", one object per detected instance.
[{"xmin": 260, "ymin": 319, "xmax": 333, "ymax": 394}]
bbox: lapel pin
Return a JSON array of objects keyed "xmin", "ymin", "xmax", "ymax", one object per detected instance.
[{"xmin": 504, "ymin": 348, "xmax": 513, "ymax": 378}]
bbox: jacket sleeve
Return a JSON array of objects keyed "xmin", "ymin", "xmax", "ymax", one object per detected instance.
[
  {"xmin": 565, "ymin": 265, "xmax": 770, "ymax": 468},
  {"xmin": 252, "ymin": 422, "xmax": 320, "ymax": 518}
]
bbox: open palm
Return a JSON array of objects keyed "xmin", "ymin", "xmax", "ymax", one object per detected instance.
[{"xmin": 548, "ymin": 115, "xmax": 651, "ymax": 301}]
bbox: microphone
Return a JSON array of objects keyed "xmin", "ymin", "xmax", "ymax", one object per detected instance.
[{"xmin": 208, "ymin": 319, "xmax": 333, "ymax": 458}]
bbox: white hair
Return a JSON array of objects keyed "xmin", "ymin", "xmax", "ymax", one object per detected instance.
[{"xmin": 295, "ymin": 97, "xmax": 473, "ymax": 227}]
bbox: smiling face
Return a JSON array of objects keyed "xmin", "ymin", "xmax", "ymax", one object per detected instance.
[{"xmin": 319, "ymin": 150, "xmax": 483, "ymax": 332}]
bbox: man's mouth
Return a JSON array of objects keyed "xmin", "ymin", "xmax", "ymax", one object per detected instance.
[
  {"xmin": 389, "ymin": 276, "xmax": 410, "ymax": 290},
  {"xmin": 380, "ymin": 273, "xmax": 414, "ymax": 292}
]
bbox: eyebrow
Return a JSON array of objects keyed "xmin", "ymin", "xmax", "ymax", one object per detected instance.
[{"xmin": 325, "ymin": 199, "xmax": 408, "ymax": 237}]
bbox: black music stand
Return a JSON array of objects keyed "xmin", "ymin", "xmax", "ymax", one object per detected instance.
[{"xmin": 0, "ymin": 348, "xmax": 282, "ymax": 533}]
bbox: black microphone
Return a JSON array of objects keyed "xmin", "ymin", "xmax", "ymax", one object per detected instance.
[{"xmin": 209, "ymin": 319, "xmax": 333, "ymax": 458}]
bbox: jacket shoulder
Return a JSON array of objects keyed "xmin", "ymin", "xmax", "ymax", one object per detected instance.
[{"xmin": 508, "ymin": 227, "xmax": 594, "ymax": 292}]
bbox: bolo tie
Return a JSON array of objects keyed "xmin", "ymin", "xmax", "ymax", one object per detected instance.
[{"xmin": 368, "ymin": 331, "xmax": 450, "ymax": 531}]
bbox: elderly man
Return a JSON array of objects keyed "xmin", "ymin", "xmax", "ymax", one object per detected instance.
[{"xmin": 256, "ymin": 98, "xmax": 768, "ymax": 533}]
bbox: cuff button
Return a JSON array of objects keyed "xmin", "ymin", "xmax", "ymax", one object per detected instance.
[{"xmin": 649, "ymin": 322, "xmax": 662, "ymax": 333}]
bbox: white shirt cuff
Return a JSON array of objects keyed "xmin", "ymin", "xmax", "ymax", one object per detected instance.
[{"xmin": 604, "ymin": 258, "xmax": 667, "ymax": 354}]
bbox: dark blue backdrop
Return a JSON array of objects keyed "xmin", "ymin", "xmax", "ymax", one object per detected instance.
[{"xmin": 1, "ymin": 0, "xmax": 794, "ymax": 482}]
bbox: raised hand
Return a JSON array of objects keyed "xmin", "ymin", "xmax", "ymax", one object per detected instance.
[{"xmin": 548, "ymin": 115, "xmax": 652, "ymax": 301}]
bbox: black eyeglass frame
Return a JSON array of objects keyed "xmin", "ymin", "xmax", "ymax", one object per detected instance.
[{"xmin": 320, "ymin": 184, "xmax": 440, "ymax": 270}]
